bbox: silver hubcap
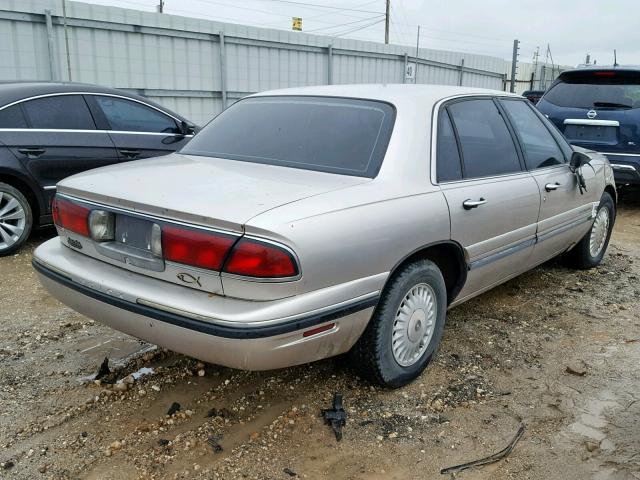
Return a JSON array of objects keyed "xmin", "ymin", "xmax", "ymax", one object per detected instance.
[
  {"xmin": 589, "ymin": 206, "xmax": 610, "ymax": 258},
  {"xmin": 0, "ymin": 191, "xmax": 26, "ymax": 251},
  {"xmin": 392, "ymin": 283, "xmax": 437, "ymax": 367}
]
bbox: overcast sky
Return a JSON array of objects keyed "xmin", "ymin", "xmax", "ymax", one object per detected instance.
[{"xmin": 81, "ymin": 0, "xmax": 637, "ymax": 67}]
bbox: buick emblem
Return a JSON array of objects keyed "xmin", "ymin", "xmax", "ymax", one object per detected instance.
[{"xmin": 587, "ymin": 109, "xmax": 597, "ymax": 119}]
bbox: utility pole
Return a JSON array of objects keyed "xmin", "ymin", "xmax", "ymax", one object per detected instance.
[
  {"xmin": 384, "ymin": 0, "xmax": 390, "ymax": 44},
  {"xmin": 509, "ymin": 39, "xmax": 519, "ymax": 93},
  {"xmin": 157, "ymin": 0, "xmax": 164, "ymax": 13},
  {"xmin": 532, "ymin": 46, "xmax": 539, "ymax": 89},
  {"xmin": 415, "ymin": 25, "xmax": 420, "ymax": 57},
  {"xmin": 62, "ymin": 0, "xmax": 72, "ymax": 81}
]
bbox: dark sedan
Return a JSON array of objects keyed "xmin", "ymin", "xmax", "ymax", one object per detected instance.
[{"xmin": 0, "ymin": 82, "xmax": 196, "ymax": 255}]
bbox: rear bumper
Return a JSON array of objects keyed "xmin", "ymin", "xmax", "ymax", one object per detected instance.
[
  {"xmin": 33, "ymin": 238, "xmax": 379, "ymax": 370},
  {"xmin": 602, "ymin": 153, "xmax": 640, "ymax": 185}
]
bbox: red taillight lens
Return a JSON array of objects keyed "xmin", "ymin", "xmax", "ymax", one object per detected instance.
[
  {"xmin": 52, "ymin": 196, "xmax": 90, "ymax": 237},
  {"xmin": 593, "ymin": 71, "xmax": 616, "ymax": 77},
  {"xmin": 161, "ymin": 225, "xmax": 235, "ymax": 271},
  {"xmin": 225, "ymin": 238, "xmax": 298, "ymax": 278}
]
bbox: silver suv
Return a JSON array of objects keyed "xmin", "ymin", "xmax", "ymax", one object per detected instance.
[{"xmin": 33, "ymin": 85, "xmax": 616, "ymax": 387}]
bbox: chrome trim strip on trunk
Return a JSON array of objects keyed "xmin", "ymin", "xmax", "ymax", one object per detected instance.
[
  {"xmin": 32, "ymin": 259, "xmax": 377, "ymax": 339},
  {"xmin": 563, "ymin": 119, "xmax": 620, "ymax": 127}
]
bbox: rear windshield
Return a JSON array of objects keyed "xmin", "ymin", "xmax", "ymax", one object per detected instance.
[
  {"xmin": 181, "ymin": 96, "xmax": 395, "ymax": 177},
  {"xmin": 543, "ymin": 71, "xmax": 640, "ymax": 109}
]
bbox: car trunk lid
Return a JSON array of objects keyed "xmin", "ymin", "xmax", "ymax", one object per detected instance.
[{"xmin": 57, "ymin": 152, "xmax": 370, "ymax": 232}]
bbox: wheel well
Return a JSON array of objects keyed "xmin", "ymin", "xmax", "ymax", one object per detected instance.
[
  {"xmin": 0, "ymin": 174, "xmax": 40, "ymax": 220},
  {"xmin": 604, "ymin": 184, "xmax": 617, "ymax": 204},
  {"xmin": 389, "ymin": 242, "xmax": 467, "ymax": 305}
]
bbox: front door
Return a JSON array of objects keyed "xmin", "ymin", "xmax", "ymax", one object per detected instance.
[
  {"xmin": 498, "ymin": 99, "xmax": 600, "ymax": 262},
  {"xmin": 89, "ymin": 95, "xmax": 191, "ymax": 161},
  {"xmin": 436, "ymin": 98, "xmax": 541, "ymax": 301}
]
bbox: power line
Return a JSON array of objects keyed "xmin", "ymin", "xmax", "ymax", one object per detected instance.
[
  {"xmin": 264, "ymin": 0, "xmax": 384, "ymax": 14},
  {"xmin": 306, "ymin": 14, "xmax": 385, "ymax": 33},
  {"xmin": 334, "ymin": 17, "xmax": 385, "ymax": 37}
]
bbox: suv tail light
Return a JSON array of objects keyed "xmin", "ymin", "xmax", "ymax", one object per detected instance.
[
  {"xmin": 225, "ymin": 238, "xmax": 298, "ymax": 278},
  {"xmin": 52, "ymin": 196, "xmax": 90, "ymax": 237},
  {"xmin": 162, "ymin": 225, "xmax": 236, "ymax": 271}
]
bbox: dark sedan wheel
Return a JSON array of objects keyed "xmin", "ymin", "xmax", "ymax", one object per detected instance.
[
  {"xmin": 351, "ymin": 259, "xmax": 447, "ymax": 388},
  {"xmin": 0, "ymin": 182, "xmax": 32, "ymax": 256},
  {"xmin": 566, "ymin": 191, "xmax": 615, "ymax": 269}
]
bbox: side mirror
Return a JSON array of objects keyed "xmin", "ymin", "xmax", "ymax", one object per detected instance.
[
  {"xmin": 179, "ymin": 120, "xmax": 196, "ymax": 136},
  {"xmin": 569, "ymin": 151, "xmax": 591, "ymax": 171}
]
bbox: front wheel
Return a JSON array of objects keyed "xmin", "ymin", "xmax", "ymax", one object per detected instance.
[
  {"xmin": 351, "ymin": 259, "xmax": 447, "ymax": 388},
  {"xmin": 0, "ymin": 182, "xmax": 33, "ymax": 257},
  {"xmin": 566, "ymin": 191, "xmax": 615, "ymax": 269}
]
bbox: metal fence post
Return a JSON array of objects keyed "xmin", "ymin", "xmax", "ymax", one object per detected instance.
[
  {"xmin": 403, "ymin": 53, "xmax": 408, "ymax": 83},
  {"xmin": 327, "ymin": 44, "xmax": 333, "ymax": 85},
  {"xmin": 219, "ymin": 31, "xmax": 227, "ymax": 110},
  {"xmin": 458, "ymin": 58, "xmax": 464, "ymax": 86},
  {"xmin": 44, "ymin": 9, "xmax": 57, "ymax": 80}
]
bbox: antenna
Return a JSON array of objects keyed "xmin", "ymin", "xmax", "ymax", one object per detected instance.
[{"xmin": 613, "ymin": 49, "xmax": 618, "ymax": 67}]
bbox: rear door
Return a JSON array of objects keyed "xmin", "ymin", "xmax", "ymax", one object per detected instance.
[
  {"xmin": 0, "ymin": 94, "xmax": 118, "ymax": 203},
  {"xmin": 500, "ymin": 99, "xmax": 600, "ymax": 261},
  {"xmin": 88, "ymin": 95, "xmax": 191, "ymax": 161},
  {"xmin": 437, "ymin": 98, "xmax": 541, "ymax": 300}
]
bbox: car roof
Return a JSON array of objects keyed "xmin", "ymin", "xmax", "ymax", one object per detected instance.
[
  {"xmin": 249, "ymin": 84, "xmax": 521, "ymax": 106},
  {"xmin": 561, "ymin": 65, "xmax": 640, "ymax": 75},
  {"xmin": 0, "ymin": 81, "xmax": 191, "ymax": 123}
]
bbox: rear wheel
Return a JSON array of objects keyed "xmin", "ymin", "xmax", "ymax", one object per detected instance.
[
  {"xmin": 565, "ymin": 191, "xmax": 615, "ymax": 269},
  {"xmin": 351, "ymin": 260, "xmax": 447, "ymax": 388},
  {"xmin": 0, "ymin": 182, "xmax": 33, "ymax": 257}
]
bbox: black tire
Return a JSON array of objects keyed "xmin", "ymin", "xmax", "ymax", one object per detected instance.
[
  {"xmin": 351, "ymin": 259, "xmax": 447, "ymax": 388},
  {"xmin": 0, "ymin": 182, "xmax": 33, "ymax": 257},
  {"xmin": 565, "ymin": 191, "xmax": 615, "ymax": 269}
]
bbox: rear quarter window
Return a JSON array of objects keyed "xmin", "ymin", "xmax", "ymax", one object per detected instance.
[{"xmin": 181, "ymin": 96, "xmax": 395, "ymax": 178}]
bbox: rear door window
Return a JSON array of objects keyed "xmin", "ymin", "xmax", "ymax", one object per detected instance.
[
  {"xmin": 22, "ymin": 95, "xmax": 96, "ymax": 130},
  {"xmin": 448, "ymin": 99, "xmax": 521, "ymax": 178},
  {"xmin": 543, "ymin": 70, "xmax": 640, "ymax": 109},
  {"xmin": 182, "ymin": 96, "xmax": 395, "ymax": 178},
  {"xmin": 95, "ymin": 96, "xmax": 179, "ymax": 133},
  {"xmin": 500, "ymin": 99, "xmax": 565, "ymax": 169},
  {"xmin": 0, "ymin": 104, "xmax": 28, "ymax": 128},
  {"xmin": 436, "ymin": 111, "xmax": 463, "ymax": 182}
]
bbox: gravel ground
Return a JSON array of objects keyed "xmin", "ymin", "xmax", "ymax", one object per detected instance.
[{"xmin": 1, "ymin": 190, "xmax": 639, "ymax": 480}]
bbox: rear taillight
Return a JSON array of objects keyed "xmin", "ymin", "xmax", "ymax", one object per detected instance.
[
  {"xmin": 162, "ymin": 225, "xmax": 236, "ymax": 271},
  {"xmin": 52, "ymin": 196, "xmax": 90, "ymax": 237},
  {"xmin": 224, "ymin": 238, "xmax": 298, "ymax": 278}
]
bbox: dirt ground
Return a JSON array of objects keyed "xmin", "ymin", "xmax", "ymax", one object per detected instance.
[{"xmin": 1, "ymin": 191, "xmax": 639, "ymax": 480}]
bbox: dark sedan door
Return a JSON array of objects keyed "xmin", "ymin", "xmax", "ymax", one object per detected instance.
[
  {"xmin": 0, "ymin": 95, "xmax": 119, "ymax": 203},
  {"xmin": 89, "ymin": 95, "xmax": 191, "ymax": 161}
]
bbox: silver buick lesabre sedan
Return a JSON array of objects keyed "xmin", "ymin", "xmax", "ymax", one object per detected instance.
[{"xmin": 33, "ymin": 85, "xmax": 617, "ymax": 387}]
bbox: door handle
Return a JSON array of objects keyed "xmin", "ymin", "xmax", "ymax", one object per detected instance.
[
  {"xmin": 545, "ymin": 182, "xmax": 561, "ymax": 192},
  {"xmin": 462, "ymin": 198, "xmax": 487, "ymax": 210},
  {"xmin": 18, "ymin": 148, "xmax": 46, "ymax": 158},
  {"xmin": 119, "ymin": 149, "xmax": 140, "ymax": 159}
]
